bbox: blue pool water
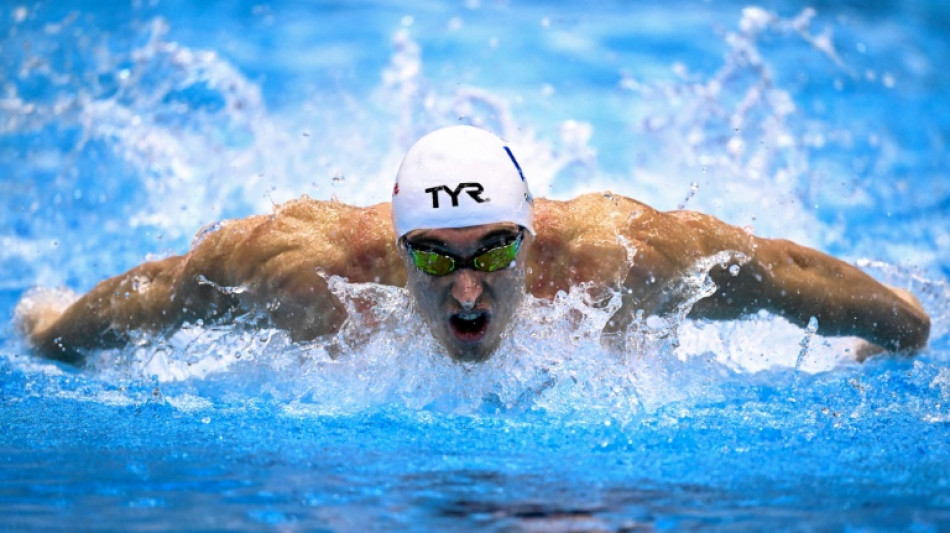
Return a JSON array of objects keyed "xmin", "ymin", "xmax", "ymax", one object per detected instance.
[{"xmin": 2, "ymin": 0, "xmax": 950, "ymax": 530}]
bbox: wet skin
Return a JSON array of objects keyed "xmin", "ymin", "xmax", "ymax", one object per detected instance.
[
  {"xmin": 16, "ymin": 194, "xmax": 930, "ymax": 365},
  {"xmin": 401, "ymin": 223, "xmax": 530, "ymax": 362}
]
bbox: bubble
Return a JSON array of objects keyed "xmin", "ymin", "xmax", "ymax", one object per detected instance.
[{"xmin": 13, "ymin": 6, "xmax": 28, "ymax": 23}]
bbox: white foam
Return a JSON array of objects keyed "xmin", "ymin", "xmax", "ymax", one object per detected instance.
[{"xmin": 4, "ymin": 6, "xmax": 945, "ymax": 422}]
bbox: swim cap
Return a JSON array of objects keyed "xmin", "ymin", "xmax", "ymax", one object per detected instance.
[{"xmin": 392, "ymin": 126, "xmax": 534, "ymax": 238}]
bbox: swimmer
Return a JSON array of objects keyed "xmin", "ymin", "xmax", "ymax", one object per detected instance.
[{"xmin": 15, "ymin": 126, "xmax": 931, "ymax": 364}]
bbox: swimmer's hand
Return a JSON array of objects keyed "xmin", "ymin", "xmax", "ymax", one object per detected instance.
[
  {"xmin": 887, "ymin": 285, "xmax": 926, "ymax": 317},
  {"xmin": 853, "ymin": 285, "xmax": 929, "ymax": 361},
  {"xmin": 14, "ymin": 288, "xmax": 77, "ymax": 349},
  {"xmin": 853, "ymin": 340, "xmax": 886, "ymax": 362}
]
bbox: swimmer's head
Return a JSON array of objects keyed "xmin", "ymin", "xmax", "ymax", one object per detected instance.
[
  {"xmin": 391, "ymin": 125, "xmax": 534, "ymax": 239},
  {"xmin": 393, "ymin": 126, "xmax": 534, "ymax": 362}
]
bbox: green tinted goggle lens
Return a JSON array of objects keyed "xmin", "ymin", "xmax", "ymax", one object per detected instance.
[{"xmin": 408, "ymin": 233, "xmax": 523, "ymax": 276}]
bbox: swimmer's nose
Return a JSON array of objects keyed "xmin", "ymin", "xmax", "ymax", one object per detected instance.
[{"xmin": 451, "ymin": 269, "xmax": 483, "ymax": 310}]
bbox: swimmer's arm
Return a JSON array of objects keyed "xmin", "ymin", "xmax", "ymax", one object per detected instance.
[
  {"xmin": 660, "ymin": 211, "xmax": 930, "ymax": 352},
  {"xmin": 15, "ymin": 219, "xmax": 259, "ymax": 364},
  {"xmin": 17, "ymin": 202, "xmax": 400, "ymax": 364},
  {"xmin": 730, "ymin": 238, "xmax": 929, "ymax": 352},
  {"xmin": 17, "ymin": 256, "xmax": 191, "ymax": 364}
]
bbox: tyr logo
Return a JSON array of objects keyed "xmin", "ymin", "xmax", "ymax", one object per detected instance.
[{"xmin": 424, "ymin": 182, "xmax": 489, "ymax": 208}]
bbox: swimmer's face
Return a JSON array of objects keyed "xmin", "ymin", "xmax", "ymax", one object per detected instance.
[{"xmin": 401, "ymin": 223, "xmax": 530, "ymax": 362}]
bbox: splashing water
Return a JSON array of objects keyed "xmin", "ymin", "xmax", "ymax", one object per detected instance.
[
  {"xmin": 795, "ymin": 316, "xmax": 820, "ymax": 372},
  {"xmin": 2, "ymin": 1, "xmax": 950, "ymax": 530}
]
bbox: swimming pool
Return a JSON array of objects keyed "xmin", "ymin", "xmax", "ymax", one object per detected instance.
[{"xmin": 2, "ymin": 0, "xmax": 949, "ymax": 530}]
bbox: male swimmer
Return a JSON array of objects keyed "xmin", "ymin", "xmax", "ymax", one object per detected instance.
[{"xmin": 15, "ymin": 126, "xmax": 931, "ymax": 365}]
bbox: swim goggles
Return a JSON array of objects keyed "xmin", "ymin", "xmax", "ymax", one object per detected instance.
[{"xmin": 405, "ymin": 230, "xmax": 524, "ymax": 276}]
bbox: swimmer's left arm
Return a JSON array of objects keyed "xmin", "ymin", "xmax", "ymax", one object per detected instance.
[
  {"xmin": 736, "ymin": 236, "xmax": 929, "ymax": 352},
  {"xmin": 638, "ymin": 210, "xmax": 931, "ymax": 353}
]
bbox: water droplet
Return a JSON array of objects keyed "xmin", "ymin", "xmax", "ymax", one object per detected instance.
[
  {"xmin": 729, "ymin": 264, "xmax": 740, "ymax": 276},
  {"xmin": 794, "ymin": 316, "xmax": 819, "ymax": 372},
  {"xmin": 13, "ymin": 6, "xmax": 28, "ymax": 23}
]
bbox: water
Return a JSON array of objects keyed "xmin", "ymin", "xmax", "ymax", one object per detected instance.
[{"xmin": 2, "ymin": 0, "xmax": 950, "ymax": 530}]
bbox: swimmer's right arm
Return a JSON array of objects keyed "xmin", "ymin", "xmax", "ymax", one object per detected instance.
[
  {"xmin": 15, "ymin": 202, "xmax": 368, "ymax": 364},
  {"xmin": 15, "ymin": 216, "xmax": 266, "ymax": 364},
  {"xmin": 17, "ymin": 255, "xmax": 194, "ymax": 364}
]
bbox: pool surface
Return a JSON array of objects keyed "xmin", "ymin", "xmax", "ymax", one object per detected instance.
[{"xmin": 2, "ymin": 0, "xmax": 950, "ymax": 531}]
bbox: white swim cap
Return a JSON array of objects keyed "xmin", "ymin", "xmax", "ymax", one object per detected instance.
[{"xmin": 392, "ymin": 126, "xmax": 534, "ymax": 238}]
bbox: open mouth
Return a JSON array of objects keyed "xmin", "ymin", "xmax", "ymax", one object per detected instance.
[{"xmin": 449, "ymin": 311, "xmax": 490, "ymax": 342}]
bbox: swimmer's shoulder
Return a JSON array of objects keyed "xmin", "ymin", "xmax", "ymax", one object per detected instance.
[
  {"xmin": 205, "ymin": 197, "xmax": 400, "ymax": 284},
  {"xmin": 529, "ymin": 193, "xmax": 652, "ymax": 292},
  {"xmin": 189, "ymin": 197, "xmax": 372, "ymax": 263},
  {"xmin": 269, "ymin": 197, "xmax": 401, "ymax": 283},
  {"xmin": 535, "ymin": 192, "xmax": 658, "ymax": 236},
  {"xmin": 245, "ymin": 196, "xmax": 391, "ymax": 238}
]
